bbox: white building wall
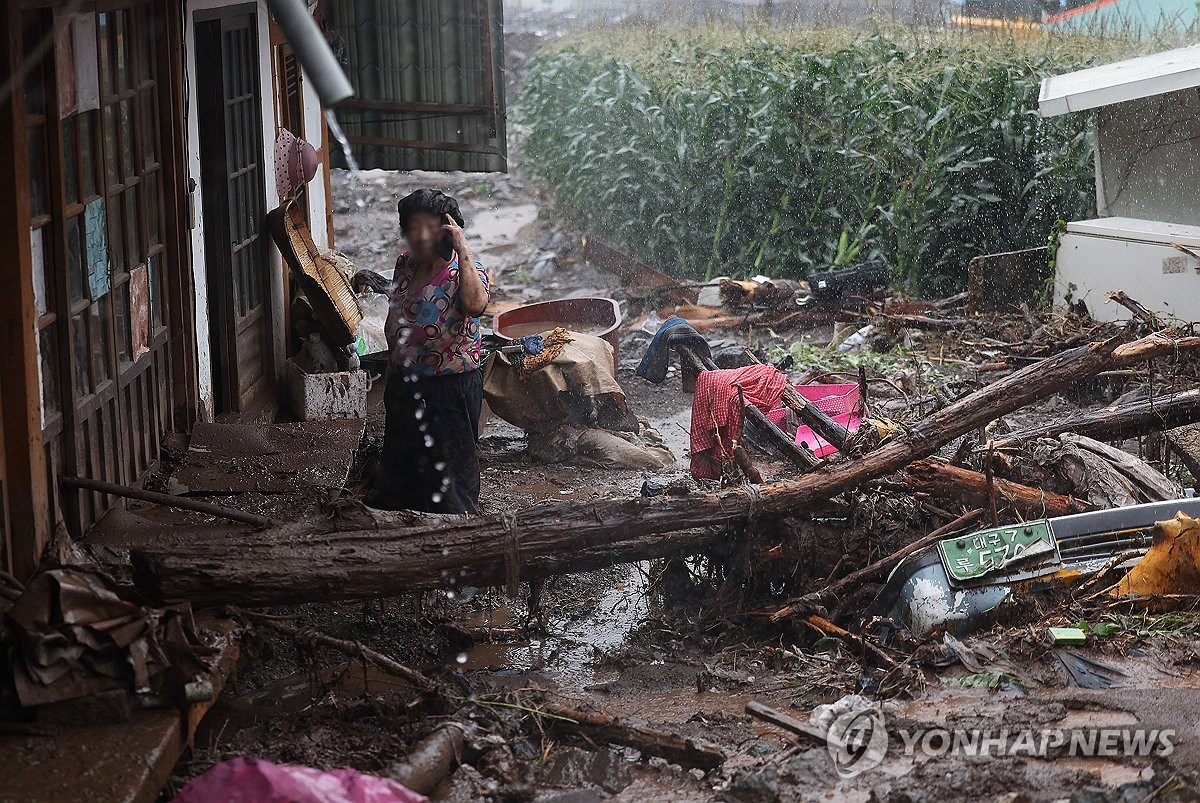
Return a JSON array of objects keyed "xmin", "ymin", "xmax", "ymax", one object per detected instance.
[{"xmin": 184, "ymin": 0, "xmax": 331, "ymax": 420}]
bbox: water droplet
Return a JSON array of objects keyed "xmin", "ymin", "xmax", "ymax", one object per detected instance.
[
  {"xmin": 414, "ymin": 408, "xmax": 424, "ymax": 420},
  {"xmin": 442, "ymin": 547, "xmax": 450, "ymax": 556},
  {"xmin": 325, "ymin": 109, "xmax": 360, "ymax": 172},
  {"xmin": 455, "ymin": 652, "xmax": 468, "ymax": 664},
  {"xmin": 431, "ymin": 492, "xmax": 444, "ymax": 503},
  {"xmin": 424, "ymin": 435, "xmax": 434, "ymax": 448},
  {"xmin": 434, "ymin": 461, "xmax": 446, "ymax": 472}
]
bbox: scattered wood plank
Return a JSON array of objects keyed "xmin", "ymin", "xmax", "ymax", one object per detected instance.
[
  {"xmin": 128, "ymin": 333, "xmax": 1200, "ymax": 608},
  {"xmin": 745, "ymin": 701, "xmax": 829, "ymax": 745},
  {"xmin": 60, "ymin": 476, "xmax": 272, "ymax": 528},
  {"xmin": 534, "ymin": 700, "xmax": 726, "ymax": 770}
]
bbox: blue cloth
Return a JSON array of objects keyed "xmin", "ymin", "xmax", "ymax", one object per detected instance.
[
  {"xmin": 636, "ymin": 317, "xmax": 711, "ymax": 384},
  {"xmin": 520, "ymin": 334, "xmax": 545, "ymax": 356}
]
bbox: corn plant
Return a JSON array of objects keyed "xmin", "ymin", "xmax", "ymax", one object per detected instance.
[{"xmin": 519, "ymin": 29, "xmax": 1151, "ymax": 294}]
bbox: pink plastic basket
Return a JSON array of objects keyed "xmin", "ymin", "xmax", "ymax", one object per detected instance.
[{"xmin": 765, "ymin": 383, "xmax": 863, "ymax": 459}]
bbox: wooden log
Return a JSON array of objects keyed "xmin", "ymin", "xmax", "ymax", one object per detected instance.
[
  {"xmin": 534, "ymin": 700, "xmax": 726, "ymax": 770},
  {"xmin": 902, "ymin": 459, "xmax": 1089, "ymax": 519},
  {"xmin": 991, "ymin": 388, "xmax": 1200, "ymax": 447},
  {"xmin": 387, "ymin": 722, "xmax": 467, "ymax": 795},
  {"xmin": 129, "ymin": 333, "xmax": 1200, "ymax": 607}
]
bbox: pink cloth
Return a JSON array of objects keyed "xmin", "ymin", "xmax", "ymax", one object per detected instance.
[
  {"xmin": 690, "ymin": 365, "xmax": 789, "ymax": 480},
  {"xmin": 175, "ymin": 757, "xmax": 427, "ymax": 803}
]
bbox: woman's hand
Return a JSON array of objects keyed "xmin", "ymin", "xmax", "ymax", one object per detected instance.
[
  {"xmin": 443, "ymin": 214, "xmax": 469, "ymax": 251},
  {"xmin": 446, "ymin": 214, "xmax": 489, "ymax": 317}
]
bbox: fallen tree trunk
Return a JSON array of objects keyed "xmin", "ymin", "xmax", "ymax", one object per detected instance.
[
  {"xmin": 129, "ymin": 333, "xmax": 1200, "ymax": 607},
  {"xmin": 992, "ymin": 387, "xmax": 1200, "ymax": 447},
  {"xmin": 902, "ymin": 459, "xmax": 1089, "ymax": 519}
]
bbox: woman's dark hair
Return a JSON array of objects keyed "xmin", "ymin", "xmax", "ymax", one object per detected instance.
[{"xmin": 397, "ymin": 188, "xmax": 465, "ymax": 233}]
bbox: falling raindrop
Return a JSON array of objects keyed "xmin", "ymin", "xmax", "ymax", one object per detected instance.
[
  {"xmin": 431, "ymin": 492, "xmax": 444, "ymax": 504},
  {"xmin": 455, "ymin": 652, "xmax": 468, "ymax": 664},
  {"xmin": 434, "ymin": 462, "xmax": 447, "ymax": 472},
  {"xmin": 424, "ymin": 435, "xmax": 435, "ymax": 448},
  {"xmin": 442, "ymin": 547, "xmax": 450, "ymax": 556}
]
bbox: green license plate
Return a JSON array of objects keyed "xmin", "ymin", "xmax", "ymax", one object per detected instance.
[{"xmin": 938, "ymin": 520, "xmax": 1057, "ymax": 584}]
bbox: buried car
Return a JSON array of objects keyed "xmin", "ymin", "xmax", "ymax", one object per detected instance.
[{"xmin": 866, "ymin": 497, "xmax": 1200, "ymax": 639}]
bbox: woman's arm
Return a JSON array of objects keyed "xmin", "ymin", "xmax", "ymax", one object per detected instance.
[{"xmin": 443, "ymin": 215, "xmax": 490, "ymax": 317}]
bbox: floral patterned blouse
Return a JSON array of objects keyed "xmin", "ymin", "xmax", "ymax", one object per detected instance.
[{"xmin": 385, "ymin": 251, "xmax": 491, "ymax": 377}]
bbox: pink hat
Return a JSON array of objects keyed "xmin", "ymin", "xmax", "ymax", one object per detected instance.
[{"xmin": 274, "ymin": 129, "xmax": 320, "ymax": 200}]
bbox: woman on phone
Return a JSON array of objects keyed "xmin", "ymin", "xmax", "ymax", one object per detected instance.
[{"xmin": 381, "ymin": 189, "xmax": 490, "ymax": 514}]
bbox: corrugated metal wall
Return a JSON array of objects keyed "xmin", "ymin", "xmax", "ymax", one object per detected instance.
[{"xmin": 325, "ymin": 0, "xmax": 507, "ymax": 172}]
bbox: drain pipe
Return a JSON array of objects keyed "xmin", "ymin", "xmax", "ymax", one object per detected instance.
[{"xmin": 265, "ymin": 0, "xmax": 353, "ymax": 106}]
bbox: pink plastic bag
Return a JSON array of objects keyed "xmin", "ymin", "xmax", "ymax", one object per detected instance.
[{"xmin": 175, "ymin": 757, "xmax": 427, "ymax": 803}]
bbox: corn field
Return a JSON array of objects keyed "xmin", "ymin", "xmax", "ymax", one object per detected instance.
[{"xmin": 520, "ymin": 32, "xmax": 1147, "ymax": 293}]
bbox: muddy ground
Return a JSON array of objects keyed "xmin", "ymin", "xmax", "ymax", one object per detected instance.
[{"xmin": 166, "ymin": 169, "xmax": 1200, "ymax": 803}]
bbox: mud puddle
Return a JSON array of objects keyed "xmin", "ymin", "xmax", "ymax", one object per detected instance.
[{"xmin": 451, "ymin": 561, "xmax": 653, "ymax": 689}]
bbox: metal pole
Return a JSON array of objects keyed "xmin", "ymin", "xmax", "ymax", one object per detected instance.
[{"xmin": 265, "ymin": 0, "xmax": 354, "ymax": 106}]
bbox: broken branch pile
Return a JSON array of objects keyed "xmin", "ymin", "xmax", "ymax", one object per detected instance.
[{"xmin": 127, "ymin": 333, "xmax": 1200, "ymax": 608}]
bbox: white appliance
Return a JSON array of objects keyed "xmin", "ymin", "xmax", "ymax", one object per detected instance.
[{"xmin": 1055, "ymin": 217, "xmax": 1200, "ymax": 324}]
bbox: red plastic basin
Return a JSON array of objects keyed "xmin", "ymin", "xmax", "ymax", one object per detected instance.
[{"xmin": 493, "ymin": 297, "xmax": 623, "ymax": 372}]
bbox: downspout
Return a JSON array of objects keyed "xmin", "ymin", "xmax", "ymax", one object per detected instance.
[{"xmin": 265, "ymin": 0, "xmax": 353, "ymax": 106}]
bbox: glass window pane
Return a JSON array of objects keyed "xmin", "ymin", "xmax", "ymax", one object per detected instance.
[
  {"xmin": 137, "ymin": 7, "xmax": 153, "ymax": 82},
  {"xmin": 71, "ymin": 312, "xmax": 89, "ymax": 396},
  {"xmin": 28, "ymin": 125, "xmax": 46, "ymax": 216},
  {"xmin": 114, "ymin": 283, "xmax": 131, "ymax": 365},
  {"xmin": 148, "ymin": 253, "xmax": 163, "ymax": 330},
  {"xmin": 80, "ymin": 112, "xmax": 97, "ymax": 199},
  {"xmin": 31, "ymin": 227, "xmax": 48, "ymax": 317},
  {"xmin": 119, "ymin": 97, "xmax": 134, "ymax": 180},
  {"xmin": 63, "ymin": 117, "xmax": 78, "ymax": 203},
  {"xmin": 98, "ymin": 12, "xmax": 111, "ymax": 98},
  {"xmin": 90, "ymin": 298, "xmax": 111, "ymax": 385},
  {"xmin": 123, "ymin": 188, "xmax": 139, "ymax": 268},
  {"xmin": 115, "ymin": 10, "xmax": 131, "ymax": 92},
  {"xmin": 66, "ymin": 216, "xmax": 86, "ymax": 302},
  {"xmin": 143, "ymin": 170, "xmax": 160, "ymax": 246},
  {"xmin": 39, "ymin": 327, "xmax": 59, "ymax": 417},
  {"xmin": 140, "ymin": 91, "xmax": 157, "ymax": 166},
  {"xmin": 102, "ymin": 105, "xmax": 117, "ymax": 188},
  {"xmin": 22, "ymin": 21, "xmax": 46, "ymax": 117},
  {"xmin": 107, "ymin": 195, "xmax": 124, "ymax": 274}
]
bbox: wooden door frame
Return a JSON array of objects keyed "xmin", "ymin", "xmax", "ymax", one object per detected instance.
[
  {"xmin": 0, "ymin": 3, "xmax": 52, "ymax": 578},
  {"xmin": 160, "ymin": 0, "xmax": 199, "ymax": 431},
  {"xmin": 195, "ymin": 4, "xmax": 271, "ymax": 417}
]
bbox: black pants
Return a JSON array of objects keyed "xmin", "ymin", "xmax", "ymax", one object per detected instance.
[{"xmin": 380, "ymin": 369, "xmax": 483, "ymax": 514}]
